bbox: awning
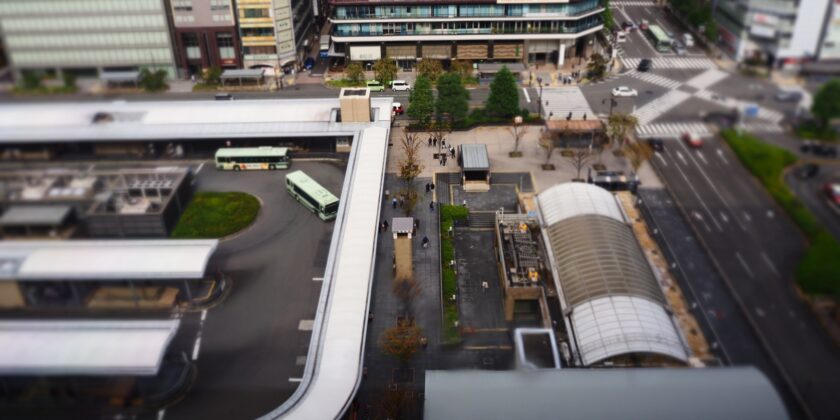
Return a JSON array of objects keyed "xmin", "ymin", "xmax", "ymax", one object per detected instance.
[
  {"xmin": 422, "ymin": 45, "xmax": 451, "ymax": 59},
  {"xmin": 220, "ymin": 69, "xmax": 265, "ymax": 80},
  {"xmin": 350, "ymin": 45, "xmax": 381, "ymax": 61},
  {"xmin": 386, "ymin": 45, "xmax": 417, "ymax": 60},
  {"xmin": 0, "ymin": 319, "xmax": 181, "ymax": 376},
  {"xmin": 460, "ymin": 144, "xmax": 490, "ymax": 171},
  {"xmin": 0, "ymin": 205, "xmax": 72, "ymax": 226},
  {"xmin": 99, "ymin": 71, "xmax": 140, "ymax": 83}
]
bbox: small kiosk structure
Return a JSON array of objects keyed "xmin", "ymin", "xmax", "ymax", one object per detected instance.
[
  {"xmin": 392, "ymin": 217, "xmax": 415, "ymax": 281},
  {"xmin": 458, "ymin": 144, "xmax": 490, "ymax": 192}
]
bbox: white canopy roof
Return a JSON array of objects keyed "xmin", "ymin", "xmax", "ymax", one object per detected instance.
[
  {"xmin": 0, "ymin": 319, "xmax": 180, "ymax": 376},
  {"xmin": 262, "ymin": 127, "xmax": 389, "ymax": 419},
  {"xmin": 571, "ymin": 296, "xmax": 688, "ymax": 365},
  {"xmin": 537, "ymin": 183, "xmax": 625, "ymax": 226},
  {"xmin": 0, "ymin": 240, "xmax": 218, "ymax": 281}
]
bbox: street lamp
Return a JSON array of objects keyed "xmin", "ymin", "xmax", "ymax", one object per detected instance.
[{"xmin": 537, "ymin": 77, "xmax": 544, "ymax": 118}]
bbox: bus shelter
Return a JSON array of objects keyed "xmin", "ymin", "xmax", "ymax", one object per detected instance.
[
  {"xmin": 458, "ymin": 144, "xmax": 490, "ymax": 192},
  {"xmin": 220, "ymin": 69, "xmax": 265, "ymax": 87}
]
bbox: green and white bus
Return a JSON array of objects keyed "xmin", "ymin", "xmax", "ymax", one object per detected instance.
[
  {"xmin": 646, "ymin": 25, "xmax": 673, "ymax": 53},
  {"xmin": 285, "ymin": 170, "xmax": 339, "ymax": 221},
  {"xmin": 215, "ymin": 146, "xmax": 290, "ymax": 171}
]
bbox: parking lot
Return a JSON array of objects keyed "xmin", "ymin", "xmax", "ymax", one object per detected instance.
[{"xmin": 165, "ymin": 160, "xmax": 346, "ymax": 420}]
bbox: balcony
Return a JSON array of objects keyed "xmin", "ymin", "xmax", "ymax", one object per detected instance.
[
  {"xmin": 333, "ymin": 2, "xmax": 602, "ymax": 20},
  {"xmin": 333, "ymin": 19, "xmax": 601, "ymax": 37}
]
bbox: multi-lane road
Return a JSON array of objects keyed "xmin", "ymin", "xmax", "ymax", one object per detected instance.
[{"xmin": 651, "ymin": 136, "xmax": 840, "ymax": 419}]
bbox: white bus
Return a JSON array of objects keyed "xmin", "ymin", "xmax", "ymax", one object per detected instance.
[
  {"xmin": 285, "ymin": 170, "xmax": 339, "ymax": 221},
  {"xmin": 215, "ymin": 146, "xmax": 290, "ymax": 171}
]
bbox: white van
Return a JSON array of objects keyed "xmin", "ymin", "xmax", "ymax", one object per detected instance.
[
  {"xmin": 615, "ymin": 31, "xmax": 627, "ymax": 43},
  {"xmin": 683, "ymin": 33, "xmax": 695, "ymax": 47},
  {"xmin": 391, "ymin": 80, "xmax": 411, "ymax": 91}
]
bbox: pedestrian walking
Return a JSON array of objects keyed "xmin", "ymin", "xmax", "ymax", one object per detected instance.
[
  {"xmin": 442, "ymin": 155, "xmax": 448, "ymax": 166},
  {"xmin": 441, "ymin": 139, "xmax": 446, "ymax": 148},
  {"xmin": 398, "ymin": 194, "xmax": 405, "ymax": 207},
  {"xmin": 433, "ymin": 138, "xmax": 437, "ymax": 147},
  {"xmin": 422, "ymin": 236, "xmax": 430, "ymax": 249},
  {"xmin": 450, "ymin": 146, "xmax": 455, "ymax": 158},
  {"xmin": 428, "ymin": 136, "xmax": 432, "ymax": 147},
  {"xmin": 414, "ymin": 219, "xmax": 420, "ymax": 230},
  {"xmin": 430, "ymin": 201, "xmax": 435, "ymax": 211},
  {"xmin": 430, "ymin": 183, "xmax": 435, "ymax": 191},
  {"xmin": 425, "ymin": 183, "xmax": 431, "ymax": 193},
  {"xmin": 392, "ymin": 197, "xmax": 397, "ymax": 209},
  {"xmin": 583, "ymin": 112, "xmax": 587, "ymax": 121},
  {"xmin": 383, "ymin": 220, "xmax": 389, "ymax": 231}
]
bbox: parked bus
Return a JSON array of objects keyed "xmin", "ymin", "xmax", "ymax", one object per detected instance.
[
  {"xmin": 285, "ymin": 170, "xmax": 339, "ymax": 221},
  {"xmin": 215, "ymin": 146, "xmax": 289, "ymax": 171},
  {"xmin": 645, "ymin": 25, "xmax": 673, "ymax": 53}
]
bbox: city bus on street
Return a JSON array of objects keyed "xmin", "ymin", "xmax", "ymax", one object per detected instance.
[
  {"xmin": 285, "ymin": 170, "xmax": 339, "ymax": 221},
  {"xmin": 646, "ymin": 25, "xmax": 673, "ymax": 53},
  {"xmin": 215, "ymin": 146, "xmax": 290, "ymax": 171}
]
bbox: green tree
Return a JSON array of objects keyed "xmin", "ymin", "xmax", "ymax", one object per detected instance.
[
  {"xmin": 345, "ymin": 62, "xmax": 364, "ymax": 84},
  {"xmin": 203, "ymin": 66, "xmax": 222, "ymax": 85},
  {"xmin": 485, "ymin": 66, "xmax": 520, "ymax": 118},
  {"xmin": 417, "ymin": 59, "xmax": 444, "ymax": 82},
  {"xmin": 603, "ymin": 0, "xmax": 614, "ymax": 31},
  {"xmin": 607, "ymin": 113, "xmax": 639, "ymax": 147},
  {"xmin": 373, "ymin": 58, "xmax": 398, "ymax": 86},
  {"xmin": 62, "ymin": 72, "xmax": 77, "ymax": 89},
  {"xmin": 812, "ymin": 79, "xmax": 840, "ymax": 127},
  {"xmin": 586, "ymin": 53, "xmax": 608, "ymax": 81},
  {"xmin": 436, "ymin": 72, "xmax": 469, "ymax": 125},
  {"xmin": 408, "ymin": 75, "xmax": 435, "ymax": 128},
  {"xmin": 138, "ymin": 68, "xmax": 168, "ymax": 92},
  {"xmin": 22, "ymin": 72, "xmax": 42, "ymax": 90}
]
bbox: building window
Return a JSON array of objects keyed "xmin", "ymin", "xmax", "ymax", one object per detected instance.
[
  {"xmin": 244, "ymin": 46, "xmax": 276, "ymax": 55},
  {"xmin": 182, "ymin": 33, "xmax": 201, "ymax": 59},
  {"xmin": 211, "ymin": 0, "xmax": 230, "ymax": 11},
  {"xmin": 243, "ymin": 8, "xmax": 270, "ymax": 18},
  {"xmin": 217, "ymin": 33, "xmax": 235, "ymax": 60},
  {"xmin": 173, "ymin": 0, "xmax": 193, "ymax": 12},
  {"xmin": 242, "ymin": 27, "xmax": 274, "ymax": 37}
]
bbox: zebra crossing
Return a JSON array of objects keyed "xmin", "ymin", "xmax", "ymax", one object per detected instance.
[
  {"xmin": 625, "ymin": 70, "xmax": 682, "ymax": 89},
  {"xmin": 735, "ymin": 122, "xmax": 784, "ymax": 134},
  {"xmin": 694, "ymin": 89, "xmax": 785, "ymax": 124},
  {"xmin": 611, "ymin": 0, "xmax": 657, "ymax": 6},
  {"xmin": 684, "ymin": 68, "xmax": 728, "ymax": 90},
  {"xmin": 635, "ymin": 122, "xmax": 713, "ymax": 139},
  {"xmin": 620, "ymin": 56, "xmax": 718, "ymax": 70},
  {"xmin": 541, "ymin": 87, "xmax": 595, "ymax": 120},
  {"xmin": 632, "ymin": 90, "xmax": 692, "ymax": 125}
]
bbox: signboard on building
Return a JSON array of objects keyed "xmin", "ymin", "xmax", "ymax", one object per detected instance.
[{"xmin": 350, "ymin": 45, "xmax": 382, "ymax": 61}]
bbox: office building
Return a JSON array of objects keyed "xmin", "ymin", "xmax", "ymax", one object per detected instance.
[
  {"xmin": 169, "ymin": 0, "xmax": 240, "ymax": 77},
  {"xmin": 328, "ymin": 0, "xmax": 605, "ymax": 69},
  {"xmin": 0, "ymin": 0, "xmax": 177, "ymax": 79},
  {"xmin": 236, "ymin": 0, "xmax": 315, "ymax": 71}
]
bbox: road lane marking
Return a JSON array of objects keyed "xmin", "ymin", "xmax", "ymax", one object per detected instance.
[
  {"xmin": 195, "ymin": 162, "xmax": 205, "ymax": 174},
  {"xmin": 522, "ymin": 88, "xmax": 531, "ymax": 103},
  {"xmin": 761, "ymin": 251, "xmax": 780, "ymax": 276},
  {"xmin": 720, "ymin": 212, "xmax": 728, "ymax": 223},
  {"xmin": 296, "ymin": 356, "xmax": 307, "ymax": 366},
  {"xmin": 201, "ymin": 309, "xmax": 208, "ymax": 322},
  {"xmin": 298, "ymin": 319, "xmax": 314, "ymax": 331},
  {"xmin": 716, "ymin": 148, "xmax": 729, "ymax": 165},
  {"xmin": 696, "ymin": 151, "xmax": 708, "ymax": 165},
  {"xmin": 192, "ymin": 337, "xmax": 202, "ymax": 360},
  {"xmin": 743, "ymin": 212, "xmax": 752, "ymax": 222},
  {"xmin": 677, "ymin": 140, "xmax": 748, "ymax": 231},
  {"xmin": 312, "ymin": 277, "xmax": 323, "ymax": 281},
  {"xmin": 655, "ymin": 152, "xmax": 668, "ymax": 167},
  {"xmin": 289, "ymin": 377, "xmax": 302, "ymax": 383},
  {"xmin": 158, "ymin": 409, "xmax": 166, "ymax": 420},
  {"xmin": 663, "ymin": 147, "xmax": 722, "ymax": 231},
  {"xmin": 675, "ymin": 150, "xmax": 688, "ymax": 166},
  {"xmin": 766, "ymin": 210, "xmax": 774, "ymax": 219},
  {"xmin": 735, "ymin": 252, "xmax": 755, "ymax": 279}
]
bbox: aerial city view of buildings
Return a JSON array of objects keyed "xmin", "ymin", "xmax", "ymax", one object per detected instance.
[{"xmin": 0, "ymin": 0, "xmax": 839, "ymax": 419}]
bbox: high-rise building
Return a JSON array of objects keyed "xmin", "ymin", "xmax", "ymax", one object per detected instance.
[
  {"xmin": 0, "ymin": 0, "xmax": 177, "ymax": 79},
  {"xmin": 236, "ymin": 0, "xmax": 315, "ymax": 71},
  {"xmin": 169, "ymin": 0, "xmax": 241, "ymax": 77},
  {"xmin": 715, "ymin": 0, "xmax": 833, "ymax": 65},
  {"xmin": 327, "ymin": 0, "xmax": 605, "ymax": 69}
]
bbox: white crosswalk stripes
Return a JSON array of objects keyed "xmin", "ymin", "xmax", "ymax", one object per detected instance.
[
  {"xmin": 694, "ymin": 89, "xmax": 785, "ymax": 124},
  {"xmin": 541, "ymin": 87, "xmax": 595, "ymax": 120},
  {"xmin": 632, "ymin": 90, "xmax": 692, "ymax": 125},
  {"xmin": 611, "ymin": 0, "xmax": 656, "ymax": 6},
  {"xmin": 735, "ymin": 122, "xmax": 784, "ymax": 134},
  {"xmin": 621, "ymin": 57, "xmax": 718, "ymax": 70},
  {"xmin": 636, "ymin": 122, "xmax": 713, "ymax": 139},
  {"xmin": 625, "ymin": 70, "xmax": 682, "ymax": 89},
  {"xmin": 684, "ymin": 68, "xmax": 728, "ymax": 90}
]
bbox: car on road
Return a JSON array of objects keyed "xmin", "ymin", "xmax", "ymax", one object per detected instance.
[
  {"xmin": 622, "ymin": 21, "xmax": 637, "ymax": 31},
  {"xmin": 215, "ymin": 93, "xmax": 234, "ymax": 101},
  {"xmin": 683, "ymin": 33, "xmax": 695, "ymax": 47},
  {"xmin": 794, "ymin": 163, "xmax": 820, "ymax": 180},
  {"xmin": 647, "ymin": 138, "xmax": 665, "ymax": 152},
  {"xmin": 366, "ymin": 80, "xmax": 385, "ymax": 92},
  {"xmin": 672, "ymin": 41, "xmax": 687, "ymax": 55},
  {"xmin": 637, "ymin": 58, "xmax": 652, "ymax": 72},
  {"xmin": 802, "ymin": 141, "xmax": 839, "ymax": 158},
  {"xmin": 612, "ymin": 86, "xmax": 639, "ymax": 97},
  {"xmin": 615, "ymin": 30, "xmax": 627, "ymax": 43},
  {"xmin": 392, "ymin": 102, "xmax": 404, "ymax": 116},
  {"xmin": 774, "ymin": 89, "xmax": 803, "ymax": 102},
  {"xmin": 639, "ymin": 19, "xmax": 650, "ymax": 31},
  {"xmin": 391, "ymin": 80, "xmax": 411, "ymax": 91},
  {"xmin": 682, "ymin": 132, "xmax": 703, "ymax": 148},
  {"xmin": 823, "ymin": 182, "xmax": 840, "ymax": 207}
]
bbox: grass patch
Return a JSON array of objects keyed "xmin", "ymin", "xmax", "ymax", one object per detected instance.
[
  {"xmin": 172, "ymin": 192, "xmax": 260, "ymax": 239},
  {"xmin": 440, "ymin": 204, "xmax": 469, "ymax": 344},
  {"xmin": 326, "ymin": 79, "xmax": 366, "ymax": 88},
  {"xmin": 192, "ymin": 83, "xmax": 220, "ymax": 92},
  {"xmin": 722, "ymin": 129, "xmax": 840, "ymax": 295},
  {"xmin": 12, "ymin": 85, "xmax": 77, "ymax": 95}
]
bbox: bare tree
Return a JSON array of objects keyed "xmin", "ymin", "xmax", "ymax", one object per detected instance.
[
  {"xmin": 398, "ymin": 132, "xmax": 424, "ymax": 215},
  {"xmin": 376, "ymin": 385, "xmax": 416, "ymax": 420},
  {"xmin": 563, "ymin": 147, "xmax": 594, "ymax": 181},
  {"xmin": 379, "ymin": 319, "xmax": 423, "ymax": 363},
  {"xmin": 607, "ymin": 113, "xmax": 639, "ymax": 148},
  {"xmin": 509, "ymin": 117, "xmax": 527, "ymax": 156},
  {"xmin": 623, "ymin": 139, "xmax": 653, "ymax": 172},
  {"xmin": 539, "ymin": 130, "xmax": 557, "ymax": 169}
]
